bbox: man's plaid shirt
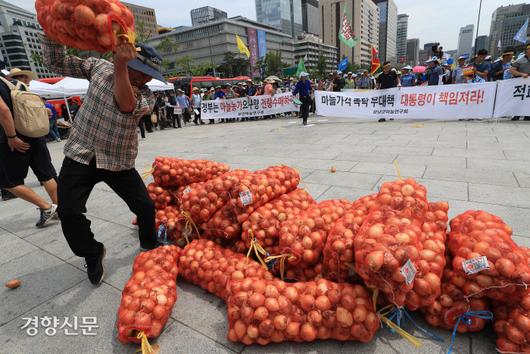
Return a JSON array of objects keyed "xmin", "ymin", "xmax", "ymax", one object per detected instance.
[{"xmin": 41, "ymin": 36, "xmax": 155, "ymax": 171}]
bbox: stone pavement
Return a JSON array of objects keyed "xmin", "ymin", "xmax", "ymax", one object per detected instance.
[{"xmin": 3, "ymin": 116, "xmax": 530, "ymax": 353}]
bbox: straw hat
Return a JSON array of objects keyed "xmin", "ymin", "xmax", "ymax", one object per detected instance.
[{"xmin": 6, "ymin": 68, "xmax": 37, "ymax": 80}]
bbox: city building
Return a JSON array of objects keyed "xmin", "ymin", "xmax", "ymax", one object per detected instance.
[
  {"xmin": 190, "ymin": 6, "xmax": 228, "ymax": 26},
  {"xmin": 373, "ymin": 0, "xmax": 398, "ymax": 63},
  {"xmin": 320, "ymin": 0, "xmax": 379, "ymax": 66},
  {"xmin": 457, "ymin": 24, "xmax": 474, "ymax": 58},
  {"xmin": 256, "ymin": 0, "xmax": 303, "ymax": 38},
  {"xmin": 122, "ymin": 2, "xmax": 158, "ymax": 39},
  {"xmin": 489, "ymin": 3, "xmax": 530, "ymax": 58},
  {"xmin": 294, "ymin": 33, "xmax": 338, "ymax": 73},
  {"xmin": 419, "ymin": 42, "xmax": 439, "ymax": 64},
  {"xmin": 406, "ymin": 38, "xmax": 419, "ymax": 66},
  {"xmin": 0, "ymin": 0, "xmax": 53, "ymax": 78},
  {"xmin": 146, "ymin": 17, "xmax": 295, "ymax": 76},
  {"xmin": 474, "ymin": 35, "xmax": 489, "ymax": 53},
  {"xmin": 445, "ymin": 49, "xmax": 457, "ymax": 61},
  {"xmin": 396, "ymin": 14, "xmax": 408, "ymax": 64},
  {"xmin": 302, "ymin": 0, "xmax": 321, "ymax": 37}
]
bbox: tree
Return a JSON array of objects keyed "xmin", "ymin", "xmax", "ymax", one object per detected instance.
[
  {"xmin": 316, "ymin": 51, "xmax": 327, "ymax": 79},
  {"xmin": 30, "ymin": 52, "xmax": 43, "ymax": 66},
  {"xmin": 156, "ymin": 37, "xmax": 179, "ymax": 55},
  {"xmin": 135, "ymin": 20, "xmax": 148, "ymax": 44},
  {"xmin": 217, "ymin": 52, "xmax": 249, "ymax": 77},
  {"xmin": 175, "ymin": 56, "xmax": 195, "ymax": 75},
  {"xmin": 263, "ymin": 51, "xmax": 287, "ymax": 77}
]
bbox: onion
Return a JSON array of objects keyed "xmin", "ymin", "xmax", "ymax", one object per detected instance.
[
  {"xmin": 506, "ymin": 326, "xmax": 526, "ymax": 345},
  {"xmin": 496, "ymin": 258, "xmax": 516, "ymax": 278},
  {"xmin": 365, "ymin": 251, "xmax": 384, "ymax": 271},
  {"xmin": 300, "ymin": 323, "xmax": 317, "ymax": 341},
  {"xmin": 5, "ymin": 279, "xmax": 21, "ymax": 289},
  {"xmin": 253, "ymin": 306, "xmax": 269, "ymax": 321},
  {"xmin": 336, "ymin": 307, "xmax": 354, "ymax": 327}
]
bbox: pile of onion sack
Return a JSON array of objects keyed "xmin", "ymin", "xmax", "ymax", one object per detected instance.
[
  {"xmin": 115, "ymin": 158, "xmax": 530, "ymax": 352},
  {"xmin": 36, "ymin": 0, "xmax": 135, "ymax": 52}
]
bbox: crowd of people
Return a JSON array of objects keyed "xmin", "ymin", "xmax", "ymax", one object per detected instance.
[{"xmin": 0, "ymin": 28, "xmax": 529, "ymax": 289}]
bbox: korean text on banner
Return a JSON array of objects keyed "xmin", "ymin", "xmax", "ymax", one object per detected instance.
[
  {"xmin": 201, "ymin": 93, "xmax": 299, "ymax": 120},
  {"xmin": 494, "ymin": 77, "xmax": 530, "ymax": 118},
  {"xmin": 315, "ymin": 82, "xmax": 497, "ymax": 120}
]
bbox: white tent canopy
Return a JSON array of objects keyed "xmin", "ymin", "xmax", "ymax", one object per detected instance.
[
  {"xmin": 29, "ymin": 80, "xmax": 63, "ymax": 98},
  {"xmin": 28, "ymin": 77, "xmax": 172, "ymax": 98},
  {"xmin": 147, "ymin": 79, "xmax": 173, "ymax": 92},
  {"xmin": 51, "ymin": 77, "xmax": 90, "ymax": 97}
]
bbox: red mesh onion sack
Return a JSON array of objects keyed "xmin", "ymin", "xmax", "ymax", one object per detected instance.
[
  {"xmin": 405, "ymin": 201, "xmax": 449, "ymax": 310},
  {"xmin": 226, "ymin": 277, "xmax": 379, "ymax": 345},
  {"xmin": 36, "ymin": 0, "xmax": 135, "ymax": 53},
  {"xmin": 204, "ymin": 167, "xmax": 300, "ymax": 241},
  {"xmin": 178, "ymin": 170, "xmax": 249, "ymax": 226},
  {"xmin": 155, "ymin": 206, "xmax": 199, "ymax": 247},
  {"xmin": 493, "ymin": 290, "xmax": 530, "ymax": 353},
  {"xmin": 241, "ymin": 189, "xmax": 315, "ymax": 256},
  {"xmin": 354, "ymin": 179, "xmax": 429, "ymax": 307},
  {"xmin": 178, "ymin": 239, "xmax": 274, "ymax": 301},
  {"xmin": 322, "ymin": 194, "xmax": 377, "ymax": 283},
  {"xmin": 422, "ymin": 267, "xmax": 490, "ymax": 333},
  {"xmin": 448, "ymin": 210, "xmax": 530, "ymax": 302},
  {"xmin": 152, "ymin": 157, "xmax": 230, "ymax": 188},
  {"xmin": 147, "ymin": 183, "xmax": 176, "ymax": 211},
  {"xmin": 117, "ymin": 246, "xmax": 180, "ymax": 343},
  {"xmin": 278, "ymin": 200, "xmax": 351, "ymax": 270}
]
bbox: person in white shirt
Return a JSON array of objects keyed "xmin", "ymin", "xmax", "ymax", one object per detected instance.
[{"xmin": 191, "ymin": 87, "xmax": 202, "ymax": 126}]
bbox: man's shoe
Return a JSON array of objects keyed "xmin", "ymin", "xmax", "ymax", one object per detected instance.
[
  {"xmin": 85, "ymin": 246, "xmax": 105, "ymax": 286},
  {"xmin": 512, "ymin": 117, "xmax": 520, "ymax": 121},
  {"xmin": 524, "ymin": 117, "xmax": 530, "ymax": 121},
  {"xmin": 1, "ymin": 189, "xmax": 17, "ymax": 201},
  {"xmin": 36, "ymin": 204, "xmax": 58, "ymax": 228},
  {"xmin": 140, "ymin": 241, "xmax": 162, "ymax": 252},
  {"xmin": 378, "ymin": 118, "xmax": 386, "ymax": 122}
]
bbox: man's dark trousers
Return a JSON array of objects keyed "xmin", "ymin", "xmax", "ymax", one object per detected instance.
[
  {"xmin": 57, "ymin": 158, "xmax": 156, "ymax": 259},
  {"xmin": 300, "ymin": 96, "xmax": 311, "ymax": 124}
]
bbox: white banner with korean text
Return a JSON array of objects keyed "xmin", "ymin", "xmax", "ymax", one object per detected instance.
[
  {"xmin": 201, "ymin": 93, "xmax": 299, "ymax": 120},
  {"xmin": 494, "ymin": 77, "xmax": 530, "ymax": 118},
  {"xmin": 315, "ymin": 82, "xmax": 498, "ymax": 120}
]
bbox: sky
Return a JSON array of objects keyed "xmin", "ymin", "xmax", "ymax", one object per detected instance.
[{"xmin": 15, "ymin": 0, "xmax": 521, "ymax": 50}]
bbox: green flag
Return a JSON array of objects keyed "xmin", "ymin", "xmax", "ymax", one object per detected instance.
[
  {"xmin": 295, "ymin": 57, "xmax": 308, "ymax": 77},
  {"xmin": 339, "ymin": 4, "xmax": 358, "ymax": 49}
]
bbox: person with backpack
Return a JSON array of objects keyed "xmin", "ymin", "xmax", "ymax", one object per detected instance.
[{"xmin": 0, "ymin": 68, "xmax": 59, "ymax": 226}]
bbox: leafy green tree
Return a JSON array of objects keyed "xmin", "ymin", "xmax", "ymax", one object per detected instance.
[
  {"xmin": 263, "ymin": 51, "xmax": 287, "ymax": 77},
  {"xmin": 175, "ymin": 56, "xmax": 195, "ymax": 75},
  {"xmin": 156, "ymin": 37, "xmax": 179, "ymax": 55},
  {"xmin": 135, "ymin": 20, "xmax": 148, "ymax": 44},
  {"xmin": 316, "ymin": 51, "xmax": 327, "ymax": 79},
  {"xmin": 217, "ymin": 52, "xmax": 249, "ymax": 77},
  {"xmin": 30, "ymin": 52, "xmax": 43, "ymax": 66}
]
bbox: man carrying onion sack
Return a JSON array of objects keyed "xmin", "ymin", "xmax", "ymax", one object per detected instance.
[{"xmin": 41, "ymin": 34, "xmax": 165, "ymax": 286}]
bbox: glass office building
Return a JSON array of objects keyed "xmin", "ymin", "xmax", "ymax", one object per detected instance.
[{"xmin": 256, "ymin": 0, "xmax": 303, "ymax": 38}]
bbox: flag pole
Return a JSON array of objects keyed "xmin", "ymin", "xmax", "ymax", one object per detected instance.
[{"xmin": 474, "ymin": 0, "xmax": 483, "ymax": 56}]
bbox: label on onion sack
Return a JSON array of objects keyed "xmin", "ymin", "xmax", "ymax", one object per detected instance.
[
  {"xmin": 239, "ymin": 190, "xmax": 253, "ymax": 206},
  {"xmin": 462, "ymin": 256, "xmax": 490, "ymax": 275},
  {"xmin": 183, "ymin": 187, "xmax": 192, "ymax": 195},
  {"xmin": 400, "ymin": 259, "xmax": 417, "ymax": 285}
]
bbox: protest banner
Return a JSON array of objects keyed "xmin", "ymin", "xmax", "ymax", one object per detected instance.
[
  {"xmin": 315, "ymin": 82, "xmax": 497, "ymax": 120},
  {"xmin": 201, "ymin": 93, "xmax": 299, "ymax": 120},
  {"xmin": 493, "ymin": 77, "xmax": 530, "ymax": 118}
]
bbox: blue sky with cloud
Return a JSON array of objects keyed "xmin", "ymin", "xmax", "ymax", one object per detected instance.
[{"xmin": 16, "ymin": 0, "xmax": 516, "ymax": 50}]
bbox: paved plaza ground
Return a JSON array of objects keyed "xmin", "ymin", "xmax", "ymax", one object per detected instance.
[{"xmin": 2, "ymin": 116, "xmax": 530, "ymax": 353}]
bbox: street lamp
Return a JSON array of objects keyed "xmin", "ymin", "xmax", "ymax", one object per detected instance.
[{"xmin": 206, "ymin": 25, "xmax": 217, "ymax": 77}]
